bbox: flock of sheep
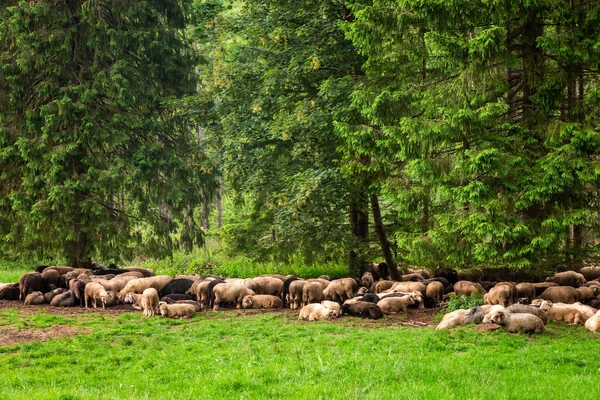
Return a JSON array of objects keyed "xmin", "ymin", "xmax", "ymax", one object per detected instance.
[{"xmin": 1, "ymin": 263, "xmax": 600, "ymax": 334}]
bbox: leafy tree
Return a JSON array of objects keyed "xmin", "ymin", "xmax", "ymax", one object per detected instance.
[{"xmin": 0, "ymin": 0, "xmax": 217, "ymax": 266}]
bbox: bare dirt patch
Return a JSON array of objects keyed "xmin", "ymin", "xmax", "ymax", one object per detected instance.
[
  {"xmin": 0, "ymin": 324, "xmax": 91, "ymax": 346},
  {"xmin": 0, "ymin": 300, "xmax": 133, "ymax": 316}
]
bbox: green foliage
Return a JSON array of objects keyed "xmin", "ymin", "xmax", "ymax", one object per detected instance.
[{"xmin": 443, "ymin": 293, "xmax": 484, "ymax": 314}]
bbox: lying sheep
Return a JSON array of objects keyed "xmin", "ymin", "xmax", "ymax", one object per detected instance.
[
  {"xmin": 486, "ymin": 308, "xmax": 544, "ymax": 334},
  {"xmin": 340, "ymin": 302, "xmax": 384, "ymax": 320},
  {"xmin": 302, "ymin": 282, "xmax": 324, "ymax": 306},
  {"xmin": 0, "ymin": 283, "xmax": 20, "ymax": 300},
  {"xmin": 42, "ymin": 268, "xmax": 62, "ymax": 288},
  {"xmin": 84, "ymin": 282, "xmax": 109, "ymax": 309},
  {"xmin": 141, "ymin": 288, "xmax": 160, "ymax": 317},
  {"xmin": 24, "ymin": 291, "xmax": 45, "ymax": 305},
  {"xmin": 242, "ymin": 295, "xmax": 283, "ymax": 309},
  {"xmin": 176, "ymin": 300, "xmax": 202, "ymax": 311},
  {"xmin": 298, "ymin": 303, "xmax": 339, "ymax": 321},
  {"xmin": 122, "ymin": 266, "xmax": 155, "ymax": 277},
  {"xmin": 581, "ymin": 266, "xmax": 600, "ymax": 282},
  {"xmin": 453, "ymin": 281, "xmax": 487, "ymax": 296},
  {"xmin": 516, "ymin": 283, "xmax": 536, "ymax": 303},
  {"xmin": 212, "ymin": 283, "xmax": 255, "ymax": 310},
  {"xmin": 436, "ymin": 306, "xmax": 486, "ymax": 330},
  {"xmin": 542, "ymin": 303, "xmax": 586, "ymax": 325},
  {"xmin": 576, "ymin": 287, "xmax": 595, "ymax": 303},
  {"xmin": 44, "ymin": 288, "xmax": 65, "ymax": 303},
  {"xmin": 159, "ymin": 278, "xmax": 194, "ymax": 297},
  {"xmin": 506, "ymin": 304, "xmax": 548, "ymax": 324},
  {"xmin": 546, "ymin": 271, "xmax": 586, "ymax": 286},
  {"xmin": 158, "ymin": 302, "xmax": 196, "ymax": 318},
  {"xmin": 584, "ymin": 310, "xmax": 600, "ymax": 332},
  {"xmin": 321, "ymin": 301, "xmax": 341, "ymax": 314},
  {"xmin": 539, "ymin": 286, "xmax": 579, "ymax": 304},
  {"xmin": 50, "ymin": 290, "xmax": 76, "ymax": 307},
  {"xmin": 374, "ymin": 281, "xmax": 396, "ymax": 293},
  {"xmin": 160, "ymin": 294, "xmax": 194, "ymax": 303},
  {"xmin": 377, "ymin": 294, "xmax": 414, "ymax": 315},
  {"xmin": 356, "ymin": 286, "xmax": 369, "ymax": 296}
]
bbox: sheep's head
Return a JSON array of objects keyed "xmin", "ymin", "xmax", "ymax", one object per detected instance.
[
  {"xmin": 123, "ymin": 293, "xmax": 135, "ymax": 304},
  {"xmin": 590, "ymin": 286, "xmax": 600, "ymax": 296},
  {"xmin": 357, "ymin": 286, "xmax": 369, "ymax": 296},
  {"xmin": 159, "ymin": 303, "xmax": 168, "ymax": 316},
  {"xmin": 242, "ymin": 295, "xmax": 253, "ymax": 309},
  {"xmin": 329, "ymin": 310, "xmax": 339, "ymax": 319},
  {"xmin": 490, "ymin": 310, "xmax": 506, "ymax": 325}
]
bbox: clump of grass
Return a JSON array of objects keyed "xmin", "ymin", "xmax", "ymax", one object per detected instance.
[{"xmin": 444, "ymin": 293, "xmax": 484, "ymax": 314}]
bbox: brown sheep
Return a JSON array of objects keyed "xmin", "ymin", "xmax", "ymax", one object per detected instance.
[
  {"xmin": 487, "ymin": 308, "xmax": 544, "ymax": 334},
  {"xmin": 288, "ymin": 280, "xmax": 307, "ymax": 310},
  {"xmin": 539, "ymin": 286, "xmax": 579, "ymax": 304},
  {"xmin": 484, "ymin": 284, "xmax": 515, "ymax": 307},
  {"xmin": 426, "ymin": 281, "xmax": 444, "ymax": 308},
  {"xmin": 298, "ymin": 303, "xmax": 339, "ymax": 321},
  {"xmin": 42, "ymin": 268, "xmax": 62, "ymax": 288},
  {"xmin": 323, "ymin": 278, "xmax": 357, "ymax": 303},
  {"xmin": 122, "ymin": 267, "xmax": 155, "ymax": 277},
  {"xmin": 532, "ymin": 282, "xmax": 559, "ymax": 297},
  {"xmin": 360, "ymin": 272, "xmax": 375, "ymax": 289},
  {"xmin": 84, "ymin": 282, "xmax": 109, "ymax": 309},
  {"xmin": 453, "ymin": 281, "xmax": 487, "ymax": 296},
  {"xmin": 252, "ymin": 277, "xmax": 284, "ymax": 296},
  {"xmin": 581, "ymin": 266, "xmax": 600, "ymax": 282},
  {"xmin": 306, "ymin": 278, "xmax": 330, "ymax": 291},
  {"xmin": 401, "ymin": 273, "xmax": 424, "ymax": 282},
  {"xmin": 24, "ymin": 291, "xmax": 45, "ymax": 305},
  {"xmin": 242, "ymin": 294, "xmax": 283, "ymax": 309},
  {"xmin": 546, "ymin": 271, "xmax": 586, "ymax": 286},
  {"xmin": 406, "ymin": 268, "xmax": 431, "ymax": 279},
  {"xmin": 212, "ymin": 283, "xmax": 255, "ymax": 310},
  {"xmin": 124, "ymin": 292, "xmax": 143, "ymax": 310},
  {"xmin": 584, "ymin": 310, "xmax": 600, "ymax": 332},
  {"xmin": 340, "ymin": 302, "xmax": 384, "ymax": 319},
  {"xmin": 356, "ymin": 287, "xmax": 369, "ymax": 296},
  {"xmin": 69, "ymin": 279, "xmax": 86, "ymax": 307},
  {"xmin": 457, "ymin": 269, "xmax": 483, "ymax": 282},
  {"xmin": 19, "ymin": 272, "xmax": 47, "ymax": 301},
  {"xmin": 392, "ymin": 281, "xmax": 427, "ymax": 296},
  {"xmin": 44, "ymin": 288, "xmax": 65, "ymax": 303},
  {"xmin": 118, "ymin": 276, "xmax": 173, "ymax": 299},
  {"xmin": 302, "ymin": 282, "xmax": 324, "ymax": 306},
  {"xmin": 50, "ymin": 290, "xmax": 75, "ymax": 307},
  {"xmin": 569, "ymin": 302, "xmax": 598, "ymax": 320},
  {"xmin": 576, "ymin": 287, "xmax": 595, "ymax": 303},
  {"xmin": 374, "ymin": 281, "xmax": 396, "ymax": 293},
  {"xmin": 545, "ymin": 304, "xmax": 586, "ymax": 325},
  {"xmin": 516, "ymin": 283, "xmax": 536, "ymax": 303},
  {"xmin": 141, "ymin": 288, "xmax": 160, "ymax": 317},
  {"xmin": 158, "ymin": 302, "xmax": 195, "ymax": 318},
  {"xmin": 377, "ymin": 294, "xmax": 415, "ymax": 314}
]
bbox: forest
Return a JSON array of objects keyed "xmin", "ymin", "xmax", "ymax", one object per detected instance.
[{"xmin": 1, "ymin": 0, "xmax": 600, "ymax": 276}]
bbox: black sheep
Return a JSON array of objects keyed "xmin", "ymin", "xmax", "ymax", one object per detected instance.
[
  {"xmin": 0, "ymin": 284, "xmax": 20, "ymax": 300},
  {"xmin": 159, "ymin": 278, "xmax": 194, "ymax": 297},
  {"xmin": 282, "ymin": 277, "xmax": 299, "ymax": 307},
  {"xmin": 19, "ymin": 272, "xmax": 47, "ymax": 301},
  {"xmin": 161, "ymin": 293, "xmax": 194, "ymax": 302},
  {"xmin": 341, "ymin": 302, "xmax": 384, "ymax": 320}
]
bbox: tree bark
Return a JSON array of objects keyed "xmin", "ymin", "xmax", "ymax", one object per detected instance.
[
  {"xmin": 370, "ymin": 194, "xmax": 402, "ymax": 281},
  {"xmin": 348, "ymin": 192, "xmax": 369, "ymax": 276}
]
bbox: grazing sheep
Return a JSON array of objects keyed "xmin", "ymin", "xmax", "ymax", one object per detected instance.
[
  {"xmin": 122, "ymin": 267, "xmax": 155, "ymax": 277},
  {"xmin": 425, "ymin": 281, "xmax": 444, "ymax": 308},
  {"xmin": 0, "ymin": 283, "xmax": 20, "ymax": 300},
  {"xmin": 288, "ymin": 280, "xmax": 308, "ymax": 310},
  {"xmin": 158, "ymin": 278, "xmax": 194, "ymax": 297},
  {"xmin": 323, "ymin": 278, "xmax": 357, "ymax": 303},
  {"xmin": 242, "ymin": 295, "xmax": 283, "ymax": 309},
  {"xmin": 546, "ymin": 271, "xmax": 586, "ymax": 286},
  {"xmin": 506, "ymin": 304, "xmax": 548, "ymax": 324},
  {"xmin": 487, "ymin": 308, "xmax": 544, "ymax": 334},
  {"xmin": 361, "ymin": 272, "xmax": 375, "ymax": 289},
  {"xmin": 141, "ymin": 288, "xmax": 160, "ymax": 317},
  {"xmin": 24, "ymin": 291, "xmax": 45, "ymax": 305},
  {"xmin": 453, "ymin": 281, "xmax": 487, "ymax": 296},
  {"xmin": 212, "ymin": 283, "xmax": 255, "ymax": 310},
  {"xmin": 584, "ymin": 310, "xmax": 600, "ymax": 332},
  {"xmin": 158, "ymin": 302, "xmax": 196, "ymax": 318},
  {"xmin": 539, "ymin": 286, "xmax": 579, "ymax": 304},
  {"xmin": 340, "ymin": 302, "xmax": 384, "ymax": 320},
  {"xmin": 298, "ymin": 304, "xmax": 338, "ymax": 321},
  {"xmin": 484, "ymin": 284, "xmax": 515, "ymax": 307},
  {"xmin": 516, "ymin": 283, "xmax": 536, "ymax": 303},
  {"xmin": 118, "ymin": 276, "xmax": 173, "ymax": 299},
  {"xmin": 436, "ymin": 306, "xmax": 486, "ymax": 330},
  {"xmin": 252, "ymin": 277, "xmax": 284, "ymax": 296},
  {"xmin": 320, "ymin": 301, "xmax": 341, "ymax": 314},
  {"xmin": 19, "ymin": 272, "xmax": 47, "ymax": 301},
  {"xmin": 69, "ymin": 279, "xmax": 87, "ymax": 307},
  {"xmin": 50, "ymin": 290, "xmax": 76, "ymax": 307},
  {"xmin": 84, "ymin": 282, "xmax": 109, "ymax": 309},
  {"xmin": 302, "ymin": 282, "xmax": 324, "ymax": 306},
  {"xmin": 374, "ymin": 281, "xmax": 396, "ymax": 293},
  {"xmin": 377, "ymin": 294, "xmax": 415, "ymax": 314}
]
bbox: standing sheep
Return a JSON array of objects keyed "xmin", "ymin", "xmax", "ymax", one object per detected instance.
[
  {"xmin": 323, "ymin": 278, "xmax": 357, "ymax": 303},
  {"xmin": 141, "ymin": 288, "xmax": 160, "ymax": 317},
  {"xmin": 252, "ymin": 277, "xmax": 284, "ymax": 296},
  {"xmin": 539, "ymin": 286, "xmax": 579, "ymax": 304},
  {"xmin": 84, "ymin": 282, "xmax": 109, "ymax": 309},
  {"xmin": 453, "ymin": 281, "xmax": 487, "ymax": 296},
  {"xmin": 19, "ymin": 272, "xmax": 47, "ymax": 301},
  {"xmin": 425, "ymin": 281, "xmax": 444, "ymax": 308},
  {"xmin": 546, "ymin": 271, "xmax": 586, "ymax": 286},
  {"xmin": 302, "ymin": 282, "xmax": 324, "ymax": 306},
  {"xmin": 516, "ymin": 283, "xmax": 536, "ymax": 303},
  {"xmin": 484, "ymin": 284, "xmax": 515, "ymax": 307},
  {"xmin": 288, "ymin": 280, "xmax": 308, "ymax": 310},
  {"xmin": 212, "ymin": 283, "xmax": 255, "ymax": 310}
]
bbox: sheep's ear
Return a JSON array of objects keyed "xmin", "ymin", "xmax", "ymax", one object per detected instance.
[{"xmin": 159, "ymin": 301, "xmax": 167, "ymax": 305}]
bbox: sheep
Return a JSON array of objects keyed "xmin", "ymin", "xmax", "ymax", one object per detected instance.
[
  {"xmin": 323, "ymin": 278, "xmax": 357, "ymax": 303},
  {"xmin": 69, "ymin": 279, "xmax": 86, "ymax": 307},
  {"xmin": 361, "ymin": 272, "xmax": 375, "ymax": 289},
  {"xmin": 406, "ymin": 268, "xmax": 431, "ymax": 279},
  {"xmin": 457, "ymin": 269, "xmax": 483, "ymax": 282},
  {"xmin": 288, "ymin": 280, "xmax": 308, "ymax": 310},
  {"xmin": 584, "ymin": 310, "xmax": 600, "ymax": 332},
  {"xmin": 402, "ymin": 273, "xmax": 424, "ymax": 282},
  {"xmin": 356, "ymin": 286, "xmax": 369, "ymax": 296},
  {"xmin": 44, "ymin": 288, "xmax": 65, "ymax": 303},
  {"xmin": 321, "ymin": 300, "xmax": 341, "ymax": 314},
  {"xmin": 0, "ymin": 283, "xmax": 20, "ymax": 300},
  {"xmin": 298, "ymin": 303, "xmax": 338, "ymax": 321},
  {"xmin": 484, "ymin": 284, "xmax": 515, "ymax": 307},
  {"xmin": 194, "ymin": 280, "xmax": 215, "ymax": 309},
  {"xmin": 252, "ymin": 276, "xmax": 284, "ymax": 296},
  {"xmin": 506, "ymin": 304, "xmax": 548, "ymax": 324},
  {"xmin": 581, "ymin": 266, "xmax": 600, "ymax": 282},
  {"xmin": 425, "ymin": 281, "xmax": 444, "ymax": 308},
  {"xmin": 258, "ymin": 274, "xmax": 288, "ymax": 282},
  {"xmin": 24, "ymin": 291, "xmax": 45, "ymax": 305},
  {"xmin": 532, "ymin": 282, "xmax": 559, "ymax": 297},
  {"xmin": 50, "ymin": 290, "xmax": 76, "ymax": 307},
  {"xmin": 576, "ymin": 287, "xmax": 595, "ymax": 303},
  {"xmin": 158, "ymin": 302, "xmax": 196, "ymax": 319},
  {"xmin": 212, "ymin": 283, "xmax": 255, "ymax": 310},
  {"xmin": 516, "ymin": 283, "xmax": 536, "ymax": 303},
  {"xmin": 205, "ymin": 279, "xmax": 226, "ymax": 309},
  {"xmin": 302, "ymin": 282, "xmax": 324, "ymax": 306},
  {"xmin": 160, "ymin": 294, "xmax": 194, "ymax": 303},
  {"xmin": 124, "ymin": 293, "xmax": 143, "ymax": 310},
  {"xmin": 158, "ymin": 278, "xmax": 194, "ymax": 297},
  {"xmin": 539, "ymin": 286, "xmax": 579, "ymax": 304},
  {"xmin": 340, "ymin": 302, "xmax": 384, "ymax": 320},
  {"xmin": 486, "ymin": 308, "xmax": 544, "ymax": 334},
  {"xmin": 374, "ymin": 281, "xmax": 396, "ymax": 293},
  {"xmin": 42, "ymin": 268, "xmax": 62, "ymax": 288},
  {"xmin": 543, "ymin": 303, "xmax": 586, "ymax": 325},
  {"xmin": 377, "ymin": 294, "xmax": 415, "ymax": 314},
  {"xmin": 141, "ymin": 288, "xmax": 160, "ymax": 317},
  {"xmin": 19, "ymin": 272, "xmax": 47, "ymax": 301},
  {"xmin": 122, "ymin": 267, "xmax": 155, "ymax": 277},
  {"xmin": 306, "ymin": 278, "xmax": 330, "ymax": 291},
  {"xmin": 546, "ymin": 271, "xmax": 586, "ymax": 286},
  {"xmin": 453, "ymin": 281, "xmax": 487, "ymax": 296},
  {"xmin": 391, "ymin": 281, "xmax": 427, "ymax": 296},
  {"xmin": 436, "ymin": 306, "xmax": 486, "ymax": 330},
  {"xmin": 118, "ymin": 275, "xmax": 173, "ymax": 299},
  {"xmin": 282, "ymin": 277, "xmax": 300, "ymax": 307},
  {"xmin": 242, "ymin": 294, "xmax": 283, "ymax": 309},
  {"xmin": 84, "ymin": 282, "xmax": 109, "ymax": 309},
  {"xmin": 568, "ymin": 302, "xmax": 598, "ymax": 320},
  {"xmin": 175, "ymin": 300, "xmax": 202, "ymax": 311}
]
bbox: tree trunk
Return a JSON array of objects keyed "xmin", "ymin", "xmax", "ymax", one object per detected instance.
[
  {"xmin": 370, "ymin": 194, "xmax": 402, "ymax": 281},
  {"xmin": 349, "ymin": 192, "xmax": 369, "ymax": 276}
]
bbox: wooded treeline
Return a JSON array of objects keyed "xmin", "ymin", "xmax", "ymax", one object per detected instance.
[{"xmin": 1, "ymin": 0, "xmax": 600, "ymax": 273}]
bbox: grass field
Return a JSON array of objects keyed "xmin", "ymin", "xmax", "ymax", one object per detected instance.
[{"xmin": 1, "ymin": 305, "xmax": 600, "ymax": 400}]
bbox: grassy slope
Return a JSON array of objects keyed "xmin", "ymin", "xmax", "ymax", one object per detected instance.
[{"xmin": 1, "ymin": 307, "xmax": 600, "ymax": 399}]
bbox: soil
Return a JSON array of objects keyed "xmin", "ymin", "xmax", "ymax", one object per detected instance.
[{"xmin": 0, "ymin": 325, "xmax": 91, "ymax": 347}]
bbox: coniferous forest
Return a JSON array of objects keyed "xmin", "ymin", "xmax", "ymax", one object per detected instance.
[{"xmin": 2, "ymin": 0, "xmax": 600, "ymax": 274}]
